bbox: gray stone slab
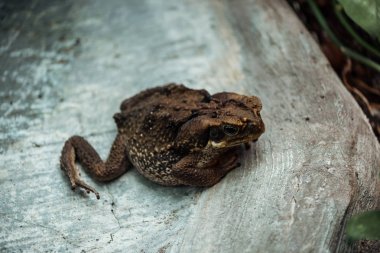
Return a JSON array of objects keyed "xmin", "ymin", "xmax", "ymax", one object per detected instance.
[{"xmin": 1, "ymin": 0, "xmax": 379, "ymax": 252}]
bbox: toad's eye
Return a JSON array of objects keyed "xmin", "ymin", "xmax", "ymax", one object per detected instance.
[
  {"xmin": 223, "ymin": 125, "xmax": 239, "ymax": 136},
  {"xmin": 209, "ymin": 127, "xmax": 223, "ymax": 140}
]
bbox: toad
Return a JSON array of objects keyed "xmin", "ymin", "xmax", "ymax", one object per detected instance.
[{"xmin": 60, "ymin": 83, "xmax": 265, "ymax": 199}]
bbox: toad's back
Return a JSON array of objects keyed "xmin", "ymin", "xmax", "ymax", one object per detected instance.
[{"xmin": 113, "ymin": 84, "xmax": 213, "ymax": 184}]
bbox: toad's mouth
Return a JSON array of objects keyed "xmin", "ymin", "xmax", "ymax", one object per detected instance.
[{"xmin": 209, "ymin": 137, "xmax": 260, "ymax": 149}]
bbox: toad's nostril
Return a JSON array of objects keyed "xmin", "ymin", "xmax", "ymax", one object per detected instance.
[
  {"xmin": 246, "ymin": 121, "xmax": 264, "ymax": 134},
  {"xmin": 246, "ymin": 122, "xmax": 255, "ymax": 131}
]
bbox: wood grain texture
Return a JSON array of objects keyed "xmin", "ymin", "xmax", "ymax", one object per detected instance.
[{"xmin": 1, "ymin": 0, "xmax": 379, "ymax": 252}]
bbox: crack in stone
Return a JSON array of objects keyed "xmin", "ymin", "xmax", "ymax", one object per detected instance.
[
  {"xmin": 105, "ymin": 186, "xmax": 122, "ymax": 244},
  {"xmin": 1, "ymin": 213, "xmax": 80, "ymax": 248}
]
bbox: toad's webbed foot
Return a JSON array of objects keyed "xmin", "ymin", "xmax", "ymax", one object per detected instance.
[{"xmin": 71, "ymin": 178, "xmax": 100, "ymax": 200}]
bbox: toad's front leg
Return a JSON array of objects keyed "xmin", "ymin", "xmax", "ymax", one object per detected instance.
[
  {"xmin": 60, "ymin": 134, "xmax": 132, "ymax": 199},
  {"xmin": 171, "ymin": 151, "xmax": 240, "ymax": 187}
]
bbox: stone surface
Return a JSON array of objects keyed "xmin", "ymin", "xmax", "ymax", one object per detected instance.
[{"xmin": 0, "ymin": 0, "xmax": 379, "ymax": 252}]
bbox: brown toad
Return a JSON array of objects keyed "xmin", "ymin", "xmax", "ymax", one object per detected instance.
[{"xmin": 60, "ymin": 83, "xmax": 265, "ymax": 199}]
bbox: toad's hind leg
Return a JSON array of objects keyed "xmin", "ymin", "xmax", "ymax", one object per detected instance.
[{"xmin": 60, "ymin": 134, "xmax": 132, "ymax": 199}]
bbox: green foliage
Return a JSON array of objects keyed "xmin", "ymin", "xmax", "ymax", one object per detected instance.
[
  {"xmin": 307, "ymin": 0, "xmax": 380, "ymax": 71},
  {"xmin": 346, "ymin": 211, "xmax": 380, "ymax": 240},
  {"xmin": 338, "ymin": 0, "xmax": 380, "ymax": 40}
]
